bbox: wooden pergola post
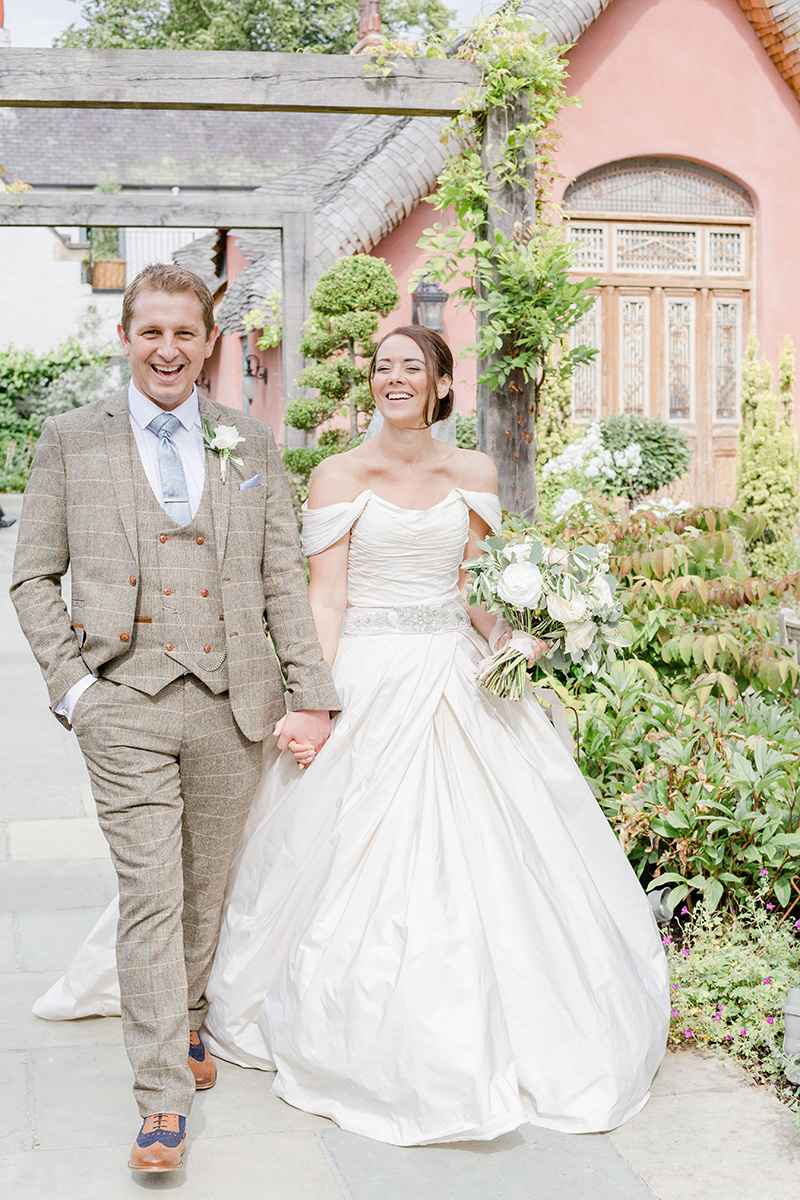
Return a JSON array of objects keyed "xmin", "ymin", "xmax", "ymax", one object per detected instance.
[{"xmin": 477, "ymin": 93, "xmax": 538, "ymax": 518}]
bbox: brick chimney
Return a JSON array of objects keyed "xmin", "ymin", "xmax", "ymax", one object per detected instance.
[{"xmin": 352, "ymin": 0, "xmax": 384, "ymax": 54}]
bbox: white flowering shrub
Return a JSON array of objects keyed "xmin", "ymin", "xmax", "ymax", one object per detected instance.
[{"xmin": 540, "ymin": 415, "xmax": 690, "ymax": 520}]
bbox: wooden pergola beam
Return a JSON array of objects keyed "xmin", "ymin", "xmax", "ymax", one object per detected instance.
[
  {"xmin": 0, "ymin": 192, "xmax": 309, "ymax": 228},
  {"xmin": 0, "ymin": 48, "xmax": 482, "ymax": 116}
]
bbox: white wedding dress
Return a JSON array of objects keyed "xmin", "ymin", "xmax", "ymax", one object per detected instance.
[{"xmin": 35, "ymin": 488, "xmax": 669, "ymax": 1145}]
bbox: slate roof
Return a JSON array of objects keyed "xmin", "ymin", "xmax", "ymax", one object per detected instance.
[
  {"xmin": 0, "ymin": 107, "xmax": 347, "ymax": 189},
  {"xmin": 217, "ymin": 0, "xmax": 800, "ymax": 333}
]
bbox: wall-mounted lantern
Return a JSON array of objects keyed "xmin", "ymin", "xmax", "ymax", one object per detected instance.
[
  {"xmin": 241, "ymin": 337, "xmax": 268, "ymax": 411},
  {"xmin": 411, "ymin": 279, "xmax": 449, "ymax": 333}
]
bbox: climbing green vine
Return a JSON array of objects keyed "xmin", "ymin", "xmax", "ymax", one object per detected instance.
[{"xmin": 368, "ymin": 6, "xmax": 598, "ymax": 417}]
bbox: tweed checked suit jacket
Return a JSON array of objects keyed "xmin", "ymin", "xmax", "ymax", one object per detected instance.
[{"xmin": 11, "ymin": 387, "xmax": 339, "ymax": 741}]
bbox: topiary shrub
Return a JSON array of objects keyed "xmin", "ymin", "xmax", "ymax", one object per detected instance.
[{"xmin": 736, "ymin": 334, "xmax": 800, "ymax": 579}]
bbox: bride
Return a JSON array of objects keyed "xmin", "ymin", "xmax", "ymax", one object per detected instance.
[{"xmin": 36, "ymin": 326, "xmax": 669, "ymax": 1146}]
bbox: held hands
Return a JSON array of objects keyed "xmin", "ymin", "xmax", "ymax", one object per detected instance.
[{"xmin": 273, "ymin": 710, "xmax": 331, "ymax": 770}]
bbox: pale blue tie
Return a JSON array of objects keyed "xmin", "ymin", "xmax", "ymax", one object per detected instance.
[{"xmin": 148, "ymin": 412, "xmax": 192, "ymax": 526}]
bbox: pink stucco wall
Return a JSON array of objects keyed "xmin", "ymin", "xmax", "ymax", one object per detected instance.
[{"xmin": 558, "ymin": 0, "xmax": 800, "ymax": 374}]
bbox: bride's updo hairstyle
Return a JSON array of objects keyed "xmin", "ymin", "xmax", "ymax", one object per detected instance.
[{"xmin": 368, "ymin": 326, "xmax": 455, "ymax": 428}]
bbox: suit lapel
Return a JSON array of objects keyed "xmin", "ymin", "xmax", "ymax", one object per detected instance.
[
  {"xmin": 201, "ymin": 397, "xmax": 233, "ymax": 568},
  {"xmin": 103, "ymin": 387, "xmax": 139, "ymax": 562}
]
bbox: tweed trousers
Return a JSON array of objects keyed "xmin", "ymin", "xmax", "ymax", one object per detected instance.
[{"xmin": 71, "ymin": 673, "xmax": 263, "ymax": 1117}]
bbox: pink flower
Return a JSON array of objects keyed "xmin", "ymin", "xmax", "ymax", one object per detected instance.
[
  {"xmin": 726, "ymin": 1034, "xmax": 733, "ymax": 1041},
  {"xmin": 795, "ymin": 919, "xmax": 800, "ymax": 931},
  {"xmin": 763, "ymin": 977, "xmax": 771, "ymax": 984},
  {"xmin": 662, "ymin": 935, "xmax": 672, "ymax": 946},
  {"xmin": 672, "ymin": 1008, "xmax": 680, "ymax": 1017},
  {"xmin": 682, "ymin": 948, "xmax": 690, "ymax": 957},
  {"xmin": 712, "ymin": 1015, "xmax": 720, "ymax": 1022},
  {"xmin": 767, "ymin": 1016, "xmax": 774, "ymax": 1024},
  {"xmin": 672, "ymin": 983, "xmax": 678, "ymax": 990},
  {"xmin": 681, "ymin": 906, "xmax": 689, "ymax": 915},
  {"xmin": 766, "ymin": 903, "xmax": 775, "ymax": 910},
  {"xmin": 740, "ymin": 1028, "xmax": 747, "ymax": 1036},
  {"xmin": 684, "ymin": 1030, "xmax": 693, "ymax": 1039},
  {"xmin": 760, "ymin": 868, "xmax": 769, "ymax": 876}
]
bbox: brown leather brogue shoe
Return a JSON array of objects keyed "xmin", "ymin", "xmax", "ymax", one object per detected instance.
[
  {"xmin": 128, "ymin": 1113, "xmax": 186, "ymax": 1172},
  {"xmin": 189, "ymin": 1029, "xmax": 217, "ymax": 1090}
]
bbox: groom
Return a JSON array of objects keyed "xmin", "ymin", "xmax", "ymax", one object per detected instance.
[{"xmin": 11, "ymin": 264, "xmax": 339, "ymax": 1172}]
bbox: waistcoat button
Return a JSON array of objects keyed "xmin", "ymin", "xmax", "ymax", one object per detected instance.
[
  {"xmin": 196, "ymin": 537, "xmax": 205, "ymax": 545},
  {"xmin": 129, "ymin": 576, "xmax": 136, "ymax": 586},
  {"xmin": 120, "ymin": 632, "xmax": 130, "ymax": 642},
  {"xmin": 165, "ymin": 643, "xmax": 174, "ymax": 652},
  {"xmin": 159, "ymin": 535, "xmax": 168, "ymax": 544},
  {"xmin": 201, "ymin": 589, "xmax": 209, "ymax": 597},
  {"xmin": 203, "ymin": 645, "xmax": 211, "ymax": 653}
]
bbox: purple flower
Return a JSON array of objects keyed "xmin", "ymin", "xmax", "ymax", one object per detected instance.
[
  {"xmin": 672, "ymin": 983, "xmax": 678, "ymax": 991},
  {"xmin": 767, "ymin": 1016, "xmax": 774, "ymax": 1024},
  {"xmin": 712, "ymin": 1015, "xmax": 720, "ymax": 1022},
  {"xmin": 760, "ymin": 868, "xmax": 769, "ymax": 876},
  {"xmin": 662, "ymin": 935, "xmax": 672, "ymax": 946},
  {"xmin": 795, "ymin": 919, "xmax": 800, "ymax": 931},
  {"xmin": 766, "ymin": 903, "xmax": 775, "ymax": 910},
  {"xmin": 740, "ymin": 1028, "xmax": 747, "ymax": 1036},
  {"xmin": 763, "ymin": 977, "xmax": 771, "ymax": 984},
  {"xmin": 684, "ymin": 1029, "xmax": 693, "ymax": 1039},
  {"xmin": 672, "ymin": 1008, "xmax": 679, "ymax": 1017},
  {"xmin": 681, "ymin": 906, "xmax": 689, "ymax": 915},
  {"xmin": 682, "ymin": 948, "xmax": 690, "ymax": 957},
  {"xmin": 726, "ymin": 1033, "xmax": 733, "ymax": 1041}
]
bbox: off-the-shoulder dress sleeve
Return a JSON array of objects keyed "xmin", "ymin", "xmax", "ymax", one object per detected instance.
[
  {"xmin": 301, "ymin": 490, "xmax": 372, "ymax": 556},
  {"xmin": 452, "ymin": 489, "xmax": 502, "ymax": 532}
]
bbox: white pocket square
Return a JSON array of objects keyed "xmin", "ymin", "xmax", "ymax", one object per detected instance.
[{"xmin": 239, "ymin": 474, "xmax": 261, "ymax": 490}]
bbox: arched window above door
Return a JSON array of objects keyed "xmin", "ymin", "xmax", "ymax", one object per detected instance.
[{"xmin": 563, "ymin": 156, "xmax": 754, "ymax": 219}]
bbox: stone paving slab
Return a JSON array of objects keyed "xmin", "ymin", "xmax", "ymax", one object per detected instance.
[
  {"xmin": 1, "ymin": 1131, "xmax": 345, "ymax": 1200},
  {"xmin": 0, "ymin": 1052, "xmax": 33, "ymax": 1155},
  {"xmin": 16, "ymin": 907, "xmax": 108, "ymax": 972},
  {"xmin": 0, "ymin": 858, "xmax": 115, "ymax": 912},
  {"xmin": 0, "ymin": 911, "xmax": 16, "ymax": 972},
  {"xmin": 610, "ymin": 1050, "xmax": 800, "ymax": 1200},
  {"xmin": 320, "ymin": 1123, "xmax": 657, "ymax": 1200},
  {"xmin": 4, "ymin": 972, "xmax": 124, "ymax": 1052},
  {"xmin": 9, "ymin": 817, "xmax": 109, "ymax": 862}
]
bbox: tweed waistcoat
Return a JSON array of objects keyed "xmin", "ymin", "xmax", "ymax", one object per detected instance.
[{"xmin": 102, "ymin": 448, "xmax": 229, "ymax": 695}]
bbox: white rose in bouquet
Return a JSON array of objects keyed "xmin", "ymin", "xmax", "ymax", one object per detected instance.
[
  {"xmin": 564, "ymin": 619, "xmax": 597, "ymax": 658},
  {"xmin": 588, "ymin": 575, "xmax": 614, "ymax": 610},
  {"xmin": 497, "ymin": 562, "xmax": 543, "ymax": 608},
  {"xmin": 547, "ymin": 590, "xmax": 588, "ymax": 624}
]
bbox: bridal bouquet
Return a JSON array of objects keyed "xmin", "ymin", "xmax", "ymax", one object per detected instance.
[{"xmin": 463, "ymin": 531, "xmax": 627, "ymax": 700}]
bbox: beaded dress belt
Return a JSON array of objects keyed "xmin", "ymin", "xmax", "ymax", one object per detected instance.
[{"xmin": 342, "ymin": 602, "xmax": 471, "ymax": 635}]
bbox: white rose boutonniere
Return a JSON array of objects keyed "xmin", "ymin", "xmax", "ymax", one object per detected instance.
[{"xmin": 201, "ymin": 419, "xmax": 246, "ymax": 484}]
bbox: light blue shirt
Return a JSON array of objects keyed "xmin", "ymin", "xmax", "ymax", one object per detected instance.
[
  {"xmin": 56, "ymin": 383, "xmax": 207, "ymax": 723},
  {"xmin": 127, "ymin": 382, "xmax": 205, "ymax": 520}
]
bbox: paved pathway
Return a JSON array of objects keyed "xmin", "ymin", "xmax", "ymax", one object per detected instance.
[{"xmin": 1, "ymin": 491, "xmax": 799, "ymax": 1199}]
